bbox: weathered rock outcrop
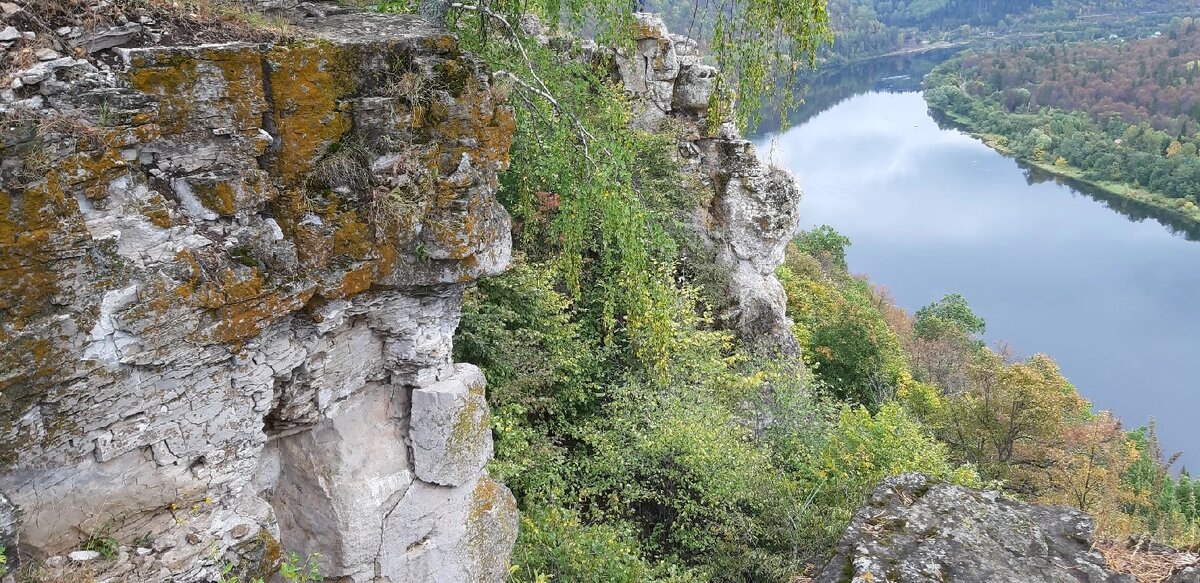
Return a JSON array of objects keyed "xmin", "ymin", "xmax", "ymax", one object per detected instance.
[
  {"xmin": 616, "ymin": 13, "xmax": 801, "ymax": 354},
  {"xmin": 815, "ymin": 474, "xmax": 1134, "ymax": 583},
  {"xmin": 1, "ymin": 6, "xmax": 516, "ymax": 582},
  {"xmin": 1171, "ymin": 565, "xmax": 1200, "ymax": 583}
]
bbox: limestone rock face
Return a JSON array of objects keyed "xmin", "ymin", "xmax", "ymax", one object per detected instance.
[
  {"xmin": 613, "ymin": 14, "xmax": 802, "ymax": 354},
  {"xmin": 815, "ymin": 474, "xmax": 1135, "ymax": 583},
  {"xmin": 0, "ymin": 7, "xmax": 516, "ymax": 582},
  {"xmin": 689, "ymin": 129, "xmax": 802, "ymax": 354},
  {"xmin": 410, "ymin": 364, "xmax": 494, "ymax": 487},
  {"xmin": 616, "ymin": 13, "xmax": 703, "ymax": 129},
  {"xmin": 615, "ymin": 14, "xmax": 680, "ymax": 130}
]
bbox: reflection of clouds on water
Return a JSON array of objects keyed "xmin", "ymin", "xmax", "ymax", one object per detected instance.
[{"xmin": 763, "ymin": 89, "xmax": 1200, "ymax": 470}]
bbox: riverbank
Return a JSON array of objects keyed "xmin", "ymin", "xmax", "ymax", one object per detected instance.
[{"xmin": 928, "ymin": 104, "xmax": 1200, "ymax": 229}]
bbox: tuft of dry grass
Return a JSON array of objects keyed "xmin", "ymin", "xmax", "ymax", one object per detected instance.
[
  {"xmin": 1099, "ymin": 539, "xmax": 1200, "ymax": 582},
  {"xmin": 305, "ymin": 137, "xmax": 373, "ymax": 192}
]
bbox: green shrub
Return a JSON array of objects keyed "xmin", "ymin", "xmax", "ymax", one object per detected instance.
[
  {"xmin": 82, "ymin": 526, "xmax": 119, "ymax": 559},
  {"xmin": 779, "ymin": 236, "xmax": 910, "ymax": 407},
  {"xmin": 509, "ymin": 505, "xmax": 660, "ymax": 583},
  {"xmin": 278, "ymin": 552, "xmax": 322, "ymax": 583}
]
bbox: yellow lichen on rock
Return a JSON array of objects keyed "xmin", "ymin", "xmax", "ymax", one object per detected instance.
[{"xmin": 266, "ymin": 42, "xmax": 356, "ymax": 188}]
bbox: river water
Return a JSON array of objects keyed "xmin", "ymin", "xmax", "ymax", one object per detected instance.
[{"xmin": 755, "ymin": 59, "xmax": 1200, "ymax": 471}]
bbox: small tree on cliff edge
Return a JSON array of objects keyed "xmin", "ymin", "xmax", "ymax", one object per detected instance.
[{"xmin": 412, "ymin": 0, "xmax": 832, "ymax": 130}]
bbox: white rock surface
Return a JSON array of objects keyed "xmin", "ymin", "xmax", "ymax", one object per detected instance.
[{"xmin": 410, "ymin": 364, "xmax": 494, "ymax": 486}]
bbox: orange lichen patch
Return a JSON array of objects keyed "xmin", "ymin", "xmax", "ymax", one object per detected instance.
[
  {"xmin": 336, "ymin": 263, "xmax": 373, "ymax": 298},
  {"xmin": 270, "ymin": 188, "xmax": 308, "ymax": 239},
  {"xmin": 209, "ymin": 287, "xmax": 313, "ymax": 345},
  {"xmin": 482, "ymin": 104, "xmax": 516, "ymax": 171},
  {"xmin": 200, "ymin": 46, "xmax": 269, "ymax": 132},
  {"xmin": 193, "ymin": 171, "xmax": 273, "ymax": 217},
  {"xmin": 464, "ymin": 475, "xmax": 517, "ymax": 568},
  {"xmin": 126, "ymin": 277, "xmax": 180, "ymax": 321},
  {"xmin": 189, "ymin": 267, "xmax": 266, "ymax": 310},
  {"xmin": 423, "ymin": 33, "xmax": 459, "ymax": 55},
  {"xmin": 292, "ymin": 222, "xmax": 333, "ymax": 272},
  {"xmin": 454, "ymin": 255, "xmax": 481, "ymax": 283},
  {"xmin": 127, "ymin": 52, "xmax": 201, "ymax": 136},
  {"xmin": 56, "ymin": 139, "xmax": 131, "ymax": 200},
  {"xmin": 191, "ymin": 181, "xmax": 239, "ymax": 217},
  {"xmin": 419, "ymin": 81, "xmax": 514, "ymax": 175},
  {"xmin": 330, "ymin": 211, "xmax": 374, "ymax": 259},
  {"xmin": 371, "ymin": 243, "xmax": 399, "ymax": 279},
  {"xmin": 0, "ymin": 169, "xmax": 94, "ymax": 430},
  {"xmin": 275, "ymin": 182, "xmax": 381, "ymax": 286},
  {"xmin": 0, "ymin": 175, "xmax": 82, "ymax": 329},
  {"xmin": 265, "ymin": 42, "xmax": 357, "ymax": 187},
  {"xmin": 174, "ymin": 257, "xmax": 314, "ymax": 345},
  {"xmin": 143, "ymin": 206, "xmax": 174, "ymax": 228},
  {"xmin": 0, "ymin": 334, "xmax": 63, "ymax": 426},
  {"xmin": 633, "ymin": 18, "xmax": 665, "ymax": 39},
  {"xmin": 469, "ymin": 475, "xmax": 502, "ymax": 521}
]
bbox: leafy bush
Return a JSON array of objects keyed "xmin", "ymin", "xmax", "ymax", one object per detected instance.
[
  {"xmin": 793, "ymin": 225, "xmax": 851, "ymax": 271},
  {"xmin": 913, "ymin": 293, "xmax": 985, "ymax": 340},
  {"xmin": 509, "ymin": 505, "xmax": 668, "ymax": 583},
  {"xmin": 456, "ymin": 261, "xmax": 602, "ymax": 500},
  {"xmin": 779, "ymin": 233, "xmax": 910, "ymax": 406}
]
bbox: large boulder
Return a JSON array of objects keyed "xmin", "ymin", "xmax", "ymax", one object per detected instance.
[{"xmin": 815, "ymin": 474, "xmax": 1134, "ymax": 583}]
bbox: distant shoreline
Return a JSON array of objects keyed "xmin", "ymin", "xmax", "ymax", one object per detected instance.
[{"xmin": 928, "ymin": 104, "xmax": 1200, "ymax": 229}]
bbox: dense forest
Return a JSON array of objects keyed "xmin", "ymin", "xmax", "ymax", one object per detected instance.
[
  {"xmin": 822, "ymin": 0, "xmax": 1043, "ymax": 63},
  {"xmin": 926, "ymin": 19, "xmax": 1200, "ymax": 223},
  {"xmin": 802, "ymin": 0, "xmax": 1195, "ymax": 67}
]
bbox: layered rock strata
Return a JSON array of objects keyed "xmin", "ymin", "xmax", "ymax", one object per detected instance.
[{"xmin": 0, "ymin": 7, "xmax": 516, "ymax": 582}]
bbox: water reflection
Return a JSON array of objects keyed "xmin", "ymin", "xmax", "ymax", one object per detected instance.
[
  {"xmin": 756, "ymin": 49, "xmax": 959, "ymax": 135},
  {"xmin": 927, "ymin": 109, "xmax": 1200, "ymax": 241},
  {"xmin": 758, "ymin": 89, "xmax": 1200, "ymax": 470}
]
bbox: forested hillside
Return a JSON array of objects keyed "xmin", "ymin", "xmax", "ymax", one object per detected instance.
[
  {"xmin": 926, "ymin": 19, "xmax": 1200, "ymax": 224},
  {"xmin": 4, "ymin": 0, "xmax": 1200, "ymax": 580},
  {"xmin": 950, "ymin": 19, "xmax": 1200, "ymax": 134},
  {"xmin": 808, "ymin": 0, "xmax": 1193, "ymax": 66}
]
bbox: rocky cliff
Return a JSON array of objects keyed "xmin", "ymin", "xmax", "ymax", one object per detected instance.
[
  {"xmin": 0, "ymin": 4, "xmax": 516, "ymax": 581},
  {"xmin": 616, "ymin": 13, "xmax": 802, "ymax": 355}
]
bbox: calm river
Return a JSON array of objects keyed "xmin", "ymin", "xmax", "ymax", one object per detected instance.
[{"xmin": 756, "ymin": 60, "xmax": 1200, "ymax": 471}]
